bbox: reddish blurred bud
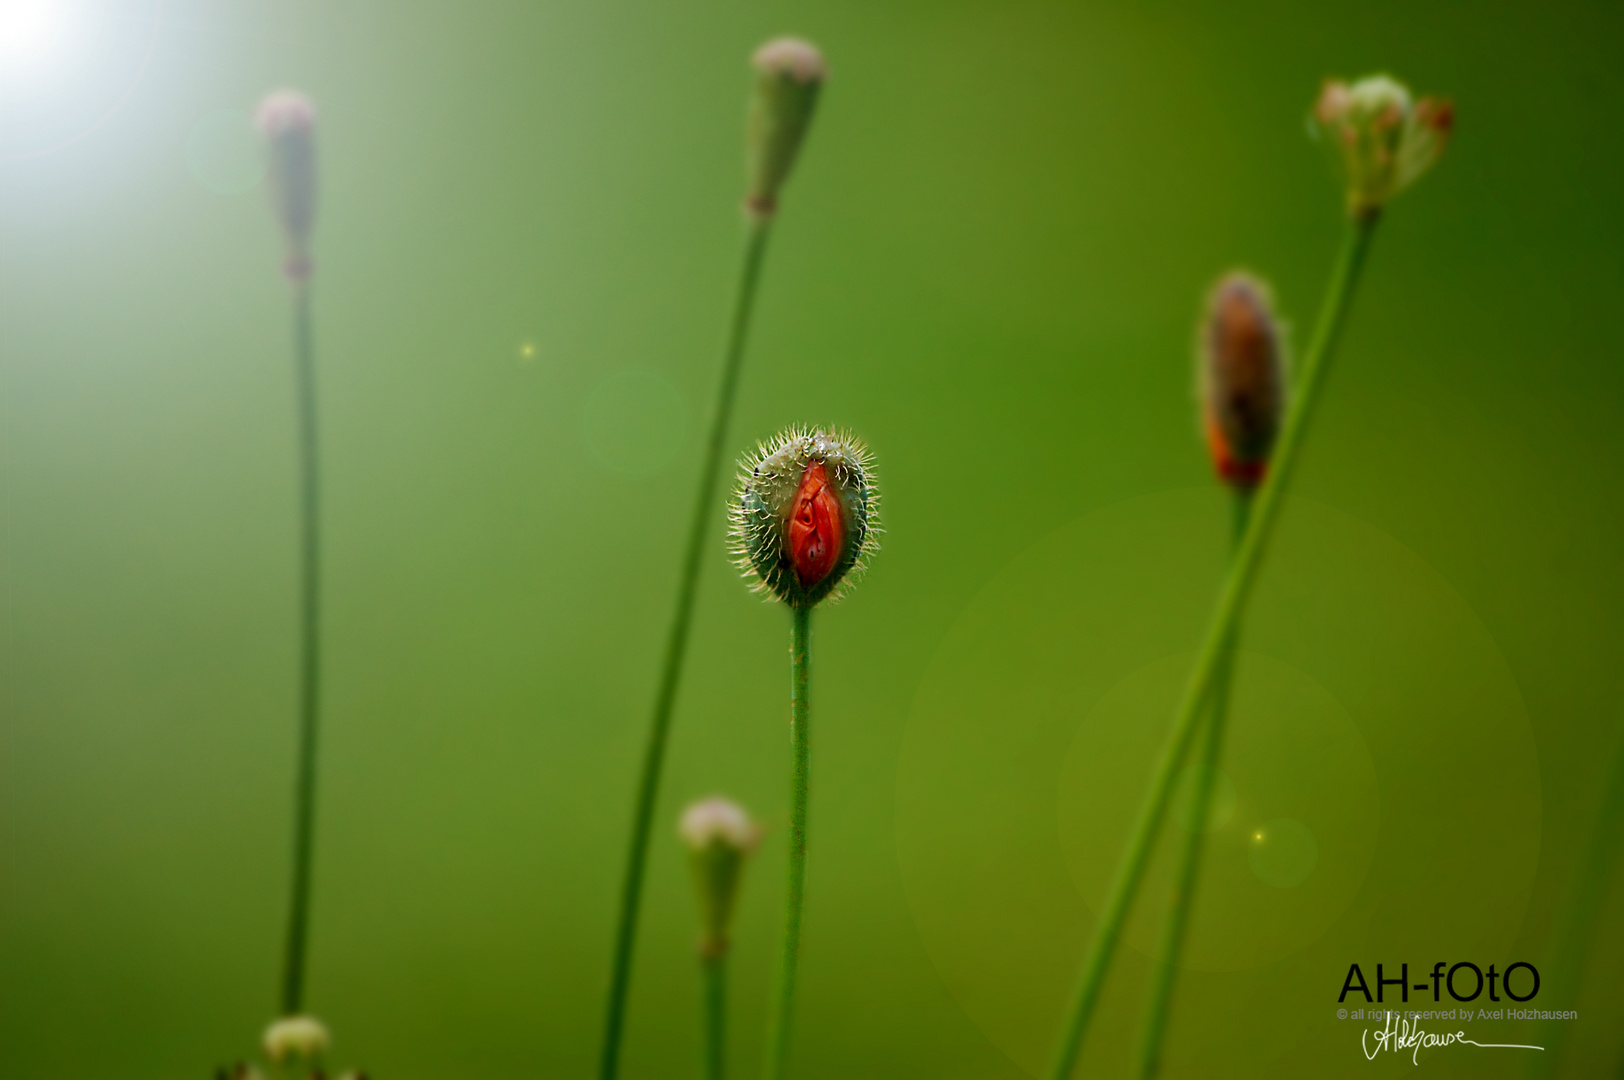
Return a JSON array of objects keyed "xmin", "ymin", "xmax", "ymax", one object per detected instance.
[
  {"xmin": 1200, "ymin": 273, "xmax": 1285, "ymax": 489},
  {"xmin": 256, "ymin": 90, "xmax": 318, "ymax": 280}
]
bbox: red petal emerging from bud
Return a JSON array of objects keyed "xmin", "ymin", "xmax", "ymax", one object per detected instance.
[{"xmin": 788, "ymin": 460, "xmax": 843, "ymax": 589}]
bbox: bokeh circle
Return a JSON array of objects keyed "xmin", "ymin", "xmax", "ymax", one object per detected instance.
[
  {"xmin": 896, "ymin": 488, "xmax": 1538, "ymax": 1076},
  {"xmin": 1057, "ymin": 650, "xmax": 1376, "ymax": 973}
]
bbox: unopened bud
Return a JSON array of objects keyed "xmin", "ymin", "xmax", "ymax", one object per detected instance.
[
  {"xmin": 1199, "ymin": 273, "xmax": 1285, "ymax": 489},
  {"xmin": 262, "ymin": 1015, "xmax": 329, "ymax": 1068},
  {"xmin": 1311, "ymin": 74, "xmax": 1452, "ymax": 217},
  {"xmin": 745, "ymin": 38, "xmax": 825, "ymax": 218},
  {"xmin": 256, "ymin": 90, "xmax": 318, "ymax": 280},
  {"xmin": 731, "ymin": 427, "xmax": 878, "ymax": 608},
  {"xmin": 680, "ymin": 796, "xmax": 761, "ymax": 958}
]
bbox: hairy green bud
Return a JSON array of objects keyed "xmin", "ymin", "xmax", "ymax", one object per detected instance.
[
  {"xmin": 745, "ymin": 38, "xmax": 826, "ymax": 218},
  {"xmin": 731, "ymin": 427, "xmax": 878, "ymax": 609}
]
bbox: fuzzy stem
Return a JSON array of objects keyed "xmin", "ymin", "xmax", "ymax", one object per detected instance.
[
  {"xmin": 765, "ymin": 604, "xmax": 812, "ymax": 1080},
  {"xmin": 1134, "ymin": 489, "xmax": 1252, "ymax": 1079},
  {"xmin": 1044, "ymin": 211, "xmax": 1380, "ymax": 1080},
  {"xmin": 598, "ymin": 215, "xmax": 774, "ymax": 1080},
  {"xmin": 280, "ymin": 281, "xmax": 321, "ymax": 1017},
  {"xmin": 702, "ymin": 951, "xmax": 728, "ymax": 1080},
  {"xmin": 1528, "ymin": 730, "xmax": 1624, "ymax": 1079}
]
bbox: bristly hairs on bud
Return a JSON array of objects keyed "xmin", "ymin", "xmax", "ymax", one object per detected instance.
[
  {"xmin": 730, "ymin": 427, "xmax": 879, "ymax": 609},
  {"xmin": 1310, "ymin": 73, "xmax": 1453, "ymax": 218},
  {"xmin": 1198, "ymin": 272, "xmax": 1288, "ymax": 489},
  {"xmin": 745, "ymin": 37, "xmax": 826, "ymax": 219},
  {"xmin": 256, "ymin": 89, "xmax": 318, "ymax": 281}
]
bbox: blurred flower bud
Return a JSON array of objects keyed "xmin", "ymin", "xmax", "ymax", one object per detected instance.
[
  {"xmin": 1199, "ymin": 273, "xmax": 1285, "ymax": 489},
  {"xmin": 731, "ymin": 427, "xmax": 878, "ymax": 608},
  {"xmin": 256, "ymin": 90, "xmax": 318, "ymax": 280},
  {"xmin": 1311, "ymin": 74, "xmax": 1452, "ymax": 217},
  {"xmin": 745, "ymin": 38, "xmax": 826, "ymax": 217},
  {"xmin": 262, "ymin": 1015, "xmax": 330, "ymax": 1068},
  {"xmin": 680, "ymin": 796, "xmax": 761, "ymax": 958}
]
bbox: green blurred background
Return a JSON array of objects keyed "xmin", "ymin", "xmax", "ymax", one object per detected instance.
[{"xmin": 3, "ymin": 0, "xmax": 1623, "ymax": 1076}]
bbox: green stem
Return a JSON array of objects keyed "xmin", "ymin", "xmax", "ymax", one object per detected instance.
[
  {"xmin": 1045, "ymin": 211, "xmax": 1380, "ymax": 1080},
  {"xmin": 1135, "ymin": 490, "xmax": 1252, "ymax": 1079},
  {"xmin": 702, "ymin": 952, "xmax": 728, "ymax": 1080},
  {"xmin": 765, "ymin": 604, "xmax": 811, "ymax": 1080},
  {"xmin": 1528, "ymin": 731, "xmax": 1624, "ymax": 1079},
  {"xmin": 280, "ymin": 281, "xmax": 320, "ymax": 1017},
  {"xmin": 598, "ymin": 214, "xmax": 774, "ymax": 1080}
]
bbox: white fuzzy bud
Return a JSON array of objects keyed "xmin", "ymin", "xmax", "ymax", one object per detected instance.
[
  {"xmin": 680, "ymin": 796, "xmax": 761, "ymax": 854},
  {"xmin": 262, "ymin": 1015, "xmax": 330, "ymax": 1066}
]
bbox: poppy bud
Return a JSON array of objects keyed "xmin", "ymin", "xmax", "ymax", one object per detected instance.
[
  {"xmin": 680, "ymin": 796, "xmax": 761, "ymax": 958},
  {"xmin": 731, "ymin": 427, "xmax": 878, "ymax": 608},
  {"xmin": 1199, "ymin": 273, "xmax": 1285, "ymax": 489},
  {"xmin": 745, "ymin": 38, "xmax": 826, "ymax": 218},
  {"xmin": 262, "ymin": 1015, "xmax": 329, "ymax": 1068},
  {"xmin": 1310, "ymin": 74, "xmax": 1453, "ymax": 217},
  {"xmin": 256, "ymin": 90, "xmax": 318, "ymax": 281}
]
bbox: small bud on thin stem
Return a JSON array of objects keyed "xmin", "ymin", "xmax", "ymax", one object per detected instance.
[
  {"xmin": 741, "ymin": 428, "xmax": 878, "ymax": 1080},
  {"xmin": 1047, "ymin": 206, "xmax": 1395, "ymax": 1080},
  {"xmin": 681, "ymin": 797, "xmax": 759, "ymax": 1080},
  {"xmin": 257, "ymin": 90, "xmax": 318, "ymax": 281},
  {"xmin": 1200, "ymin": 273, "xmax": 1286, "ymax": 489},
  {"xmin": 745, "ymin": 38, "xmax": 826, "ymax": 218},
  {"xmin": 258, "ymin": 88, "xmax": 325, "ymax": 1025},
  {"xmin": 1310, "ymin": 73, "xmax": 1452, "ymax": 217},
  {"xmin": 680, "ymin": 796, "xmax": 761, "ymax": 958}
]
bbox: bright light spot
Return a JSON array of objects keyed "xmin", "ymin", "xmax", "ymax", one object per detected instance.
[
  {"xmin": 1253, "ymin": 831, "xmax": 1264, "ymax": 841},
  {"xmin": 520, "ymin": 343, "xmax": 535, "ymax": 358},
  {"xmin": 0, "ymin": 1, "xmax": 64, "ymax": 71}
]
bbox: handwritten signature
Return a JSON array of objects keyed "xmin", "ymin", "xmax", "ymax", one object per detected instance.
[{"xmin": 1363, "ymin": 1013, "xmax": 1543, "ymax": 1065}]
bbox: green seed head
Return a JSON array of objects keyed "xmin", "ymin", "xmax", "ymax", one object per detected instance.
[
  {"xmin": 745, "ymin": 38, "xmax": 826, "ymax": 218},
  {"xmin": 730, "ymin": 427, "xmax": 879, "ymax": 609},
  {"xmin": 1199, "ymin": 272, "xmax": 1287, "ymax": 489},
  {"xmin": 1311, "ymin": 74, "xmax": 1453, "ymax": 218},
  {"xmin": 261, "ymin": 1015, "xmax": 329, "ymax": 1069},
  {"xmin": 256, "ymin": 90, "xmax": 318, "ymax": 280},
  {"xmin": 680, "ymin": 796, "xmax": 761, "ymax": 958}
]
